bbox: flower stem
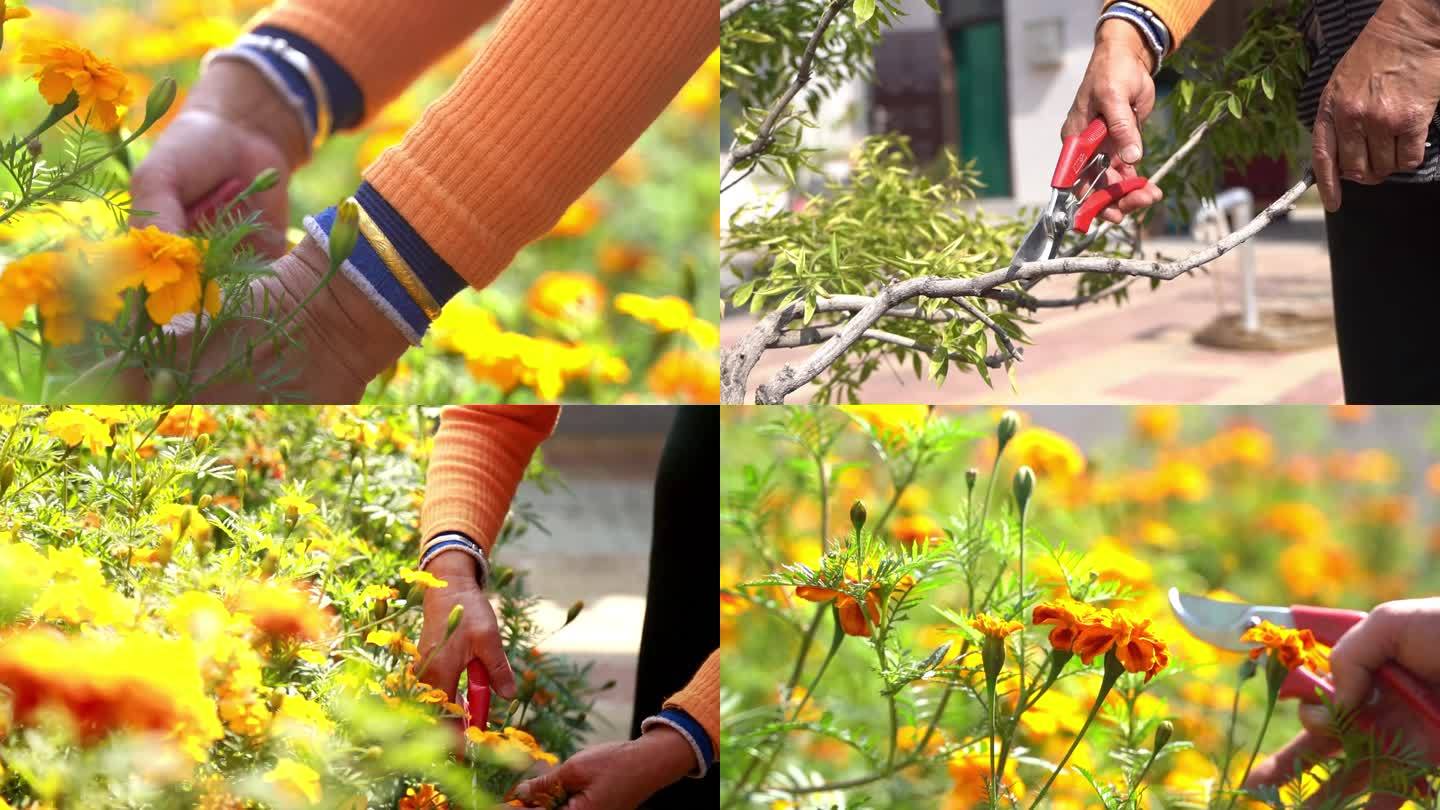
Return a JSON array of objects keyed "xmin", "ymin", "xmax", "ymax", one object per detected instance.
[
  {"xmin": 988, "ymin": 682, "xmax": 999, "ymax": 806},
  {"xmin": 1028, "ymin": 655, "xmax": 1124, "ymax": 809},
  {"xmin": 1226, "ymin": 690, "xmax": 1277, "ymax": 810}
]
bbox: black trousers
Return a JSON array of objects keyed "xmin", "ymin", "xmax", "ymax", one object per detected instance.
[
  {"xmin": 631, "ymin": 406, "xmax": 719, "ymax": 807},
  {"xmin": 1325, "ymin": 181, "xmax": 1440, "ymax": 403}
]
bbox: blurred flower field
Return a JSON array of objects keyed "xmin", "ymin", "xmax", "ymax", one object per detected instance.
[
  {"xmin": 0, "ymin": 0, "xmax": 719, "ymax": 404},
  {"xmin": 720, "ymin": 405, "xmax": 1440, "ymax": 808},
  {"xmin": 0, "ymin": 405, "xmax": 604, "ymax": 809}
]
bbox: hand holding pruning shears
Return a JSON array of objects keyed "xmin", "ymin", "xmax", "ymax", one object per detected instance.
[
  {"xmin": 1172, "ymin": 591, "xmax": 1440, "ymax": 803},
  {"xmin": 417, "ymin": 553, "xmax": 517, "ymax": 743}
]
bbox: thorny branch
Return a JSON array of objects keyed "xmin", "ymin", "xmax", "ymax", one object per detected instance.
[
  {"xmin": 720, "ymin": 0, "xmax": 850, "ymax": 185},
  {"xmin": 721, "ymin": 170, "xmax": 1313, "ymax": 403}
]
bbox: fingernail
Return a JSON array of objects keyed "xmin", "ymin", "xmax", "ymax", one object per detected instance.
[{"xmin": 1121, "ymin": 145, "xmax": 1142, "ymax": 163}]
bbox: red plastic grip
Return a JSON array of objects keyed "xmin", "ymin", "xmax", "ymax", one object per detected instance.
[
  {"xmin": 1290, "ymin": 604, "xmax": 1366, "ymax": 646},
  {"xmin": 183, "ymin": 177, "xmax": 247, "ymax": 230},
  {"xmin": 466, "ymin": 661, "xmax": 492, "ymax": 731},
  {"xmin": 1071, "ymin": 176, "xmax": 1150, "ymax": 234},
  {"xmin": 1051, "ymin": 118, "xmax": 1108, "ymax": 189}
]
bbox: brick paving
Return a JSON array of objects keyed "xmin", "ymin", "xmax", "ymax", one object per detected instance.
[{"xmin": 723, "ymin": 217, "xmax": 1346, "ymax": 404}]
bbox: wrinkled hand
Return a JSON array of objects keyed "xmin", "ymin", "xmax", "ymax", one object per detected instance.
[
  {"xmin": 1247, "ymin": 598, "xmax": 1440, "ymax": 804},
  {"xmin": 417, "ymin": 553, "xmax": 518, "ymax": 707},
  {"xmin": 76, "ymin": 236, "xmax": 408, "ymax": 404},
  {"xmin": 509, "ymin": 727, "xmax": 697, "ymax": 810},
  {"xmin": 1311, "ymin": 0, "xmax": 1440, "ymax": 211},
  {"xmin": 1063, "ymin": 19, "xmax": 1164, "ymax": 224},
  {"xmin": 130, "ymin": 59, "xmax": 308, "ymax": 258}
]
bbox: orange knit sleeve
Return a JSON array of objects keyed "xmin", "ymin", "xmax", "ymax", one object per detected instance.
[
  {"xmin": 1109, "ymin": 0, "xmax": 1217, "ymax": 48},
  {"xmin": 664, "ymin": 650, "xmax": 719, "ymax": 754},
  {"xmin": 363, "ymin": 0, "xmax": 716, "ymax": 287},
  {"xmin": 251, "ymin": 0, "xmax": 510, "ymax": 123},
  {"xmin": 419, "ymin": 405, "xmax": 560, "ymax": 556}
]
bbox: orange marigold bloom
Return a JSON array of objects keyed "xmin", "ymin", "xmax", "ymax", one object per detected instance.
[
  {"xmin": 1241, "ymin": 620, "xmax": 1330, "ymax": 673},
  {"xmin": 233, "ymin": 580, "xmax": 334, "ymax": 642},
  {"xmin": 21, "ymin": 38, "xmax": 133, "ymax": 132},
  {"xmin": 155, "ymin": 405, "xmax": 219, "ymax": 438},
  {"xmin": 796, "ymin": 582, "xmax": 882, "ymax": 638},
  {"xmin": 1032, "ymin": 600, "xmax": 1171, "ymax": 682},
  {"xmin": 399, "ymin": 783, "xmax": 451, "ymax": 810},
  {"xmin": 969, "ymin": 613, "xmax": 1023, "ymax": 640}
]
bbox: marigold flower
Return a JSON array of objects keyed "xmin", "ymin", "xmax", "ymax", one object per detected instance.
[
  {"xmin": 263, "ymin": 758, "xmax": 322, "ymax": 805},
  {"xmin": 0, "ymin": 249, "xmax": 128, "ymax": 345},
  {"xmin": 400, "ymin": 568, "xmax": 448, "ymax": 590},
  {"xmin": 795, "ymin": 581, "xmax": 882, "ymax": 638},
  {"xmin": 89, "ymin": 226, "xmax": 211, "ymax": 326},
  {"xmin": 645, "ymin": 349, "xmax": 718, "ymax": 403},
  {"xmin": 234, "ymin": 580, "xmax": 334, "ymax": 642},
  {"xmin": 1032, "ymin": 600, "xmax": 1170, "ymax": 682},
  {"xmin": 891, "ymin": 514, "xmax": 943, "ymax": 546},
  {"xmin": 944, "ymin": 742, "xmax": 1024, "ymax": 805},
  {"xmin": 1133, "ymin": 405, "xmax": 1180, "ymax": 443},
  {"xmin": 969, "ymin": 613, "xmax": 1023, "ymax": 640},
  {"xmin": 465, "ymin": 725, "xmax": 560, "ymax": 767},
  {"xmin": 155, "ymin": 406, "xmax": 219, "ymax": 438},
  {"xmin": 21, "ymin": 38, "xmax": 134, "ymax": 132},
  {"xmin": 43, "ymin": 408, "xmax": 112, "ymax": 452},
  {"xmin": 1007, "ymin": 428, "xmax": 1086, "ymax": 480},
  {"xmin": 1241, "ymin": 620, "xmax": 1330, "ymax": 673},
  {"xmin": 840, "ymin": 405, "xmax": 928, "ymax": 444},
  {"xmin": 546, "ymin": 195, "xmax": 601, "ymax": 238},
  {"xmin": 526, "ymin": 271, "xmax": 605, "ymax": 322},
  {"xmin": 399, "ymin": 784, "xmax": 451, "ymax": 810}
]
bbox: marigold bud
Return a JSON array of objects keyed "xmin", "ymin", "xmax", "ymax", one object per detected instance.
[
  {"xmin": 267, "ymin": 692, "xmax": 285, "ymax": 712},
  {"xmin": 25, "ymin": 139, "xmax": 41, "ymax": 158},
  {"xmin": 249, "ymin": 168, "xmax": 281, "ymax": 194},
  {"xmin": 197, "ymin": 494, "xmax": 212, "ymax": 509},
  {"xmin": 260, "ymin": 552, "xmax": 280, "ymax": 578},
  {"xmin": 0, "ymin": 461, "xmax": 13, "ymax": 498},
  {"xmin": 849, "ymin": 500, "xmax": 867, "ymax": 532},
  {"xmin": 564, "ymin": 600, "xmax": 584, "ymax": 626},
  {"xmin": 494, "ymin": 567, "xmax": 516, "ymax": 589},
  {"xmin": 446, "ymin": 604, "xmax": 465, "ymax": 639},
  {"xmin": 1013, "ymin": 466, "xmax": 1036, "ymax": 514},
  {"xmin": 329, "ymin": 198, "xmax": 361, "ymax": 273},
  {"xmin": 997, "ymin": 410, "xmax": 1020, "ymax": 453},
  {"xmin": 142, "ymin": 77, "xmax": 177, "ymax": 128},
  {"xmin": 964, "ymin": 468, "xmax": 978, "ymax": 493},
  {"xmin": 235, "ymin": 468, "xmax": 249, "ymax": 488},
  {"xmin": 149, "ymin": 370, "xmax": 178, "ymax": 404},
  {"xmin": 195, "ymin": 434, "xmax": 211, "ymax": 453},
  {"xmin": 1154, "ymin": 719, "xmax": 1174, "ymax": 750}
]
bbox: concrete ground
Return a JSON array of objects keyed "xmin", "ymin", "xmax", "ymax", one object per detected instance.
[
  {"xmin": 723, "ymin": 209, "xmax": 1347, "ymax": 404},
  {"xmin": 504, "ymin": 408, "xmax": 674, "ymax": 743}
]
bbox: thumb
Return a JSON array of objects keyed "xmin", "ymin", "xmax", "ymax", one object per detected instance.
[
  {"xmin": 1096, "ymin": 95, "xmax": 1143, "ymax": 165},
  {"xmin": 1298, "ymin": 702, "xmax": 1332, "ymax": 735}
]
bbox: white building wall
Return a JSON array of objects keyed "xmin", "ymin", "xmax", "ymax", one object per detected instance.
[{"xmin": 1002, "ymin": 0, "xmax": 1098, "ymax": 204}]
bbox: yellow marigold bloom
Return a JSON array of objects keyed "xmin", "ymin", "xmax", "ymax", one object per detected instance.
[
  {"xmin": 1278, "ymin": 540, "xmax": 1353, "ymax": 599},
  {"xmin": 674, "ymin": 48, "xmax": 719, "ymax": 118},
  {"xmin": 465, "ymin": 725, "xmax": 560, "ymax": 767},
  {"xmin": 614, "ymin": 292, "xmax": 695, "ymax": 331},
  {"xmin": 1241, "ymin": 620, "xmax": 1330, "ymax": 673},
  {"xmin": 0, "ymin": 628, "xmax": 222, "ymax": 757},
  {"xmin": 1032, "ymin": 600, "xmax": 1170, "ymax": 682},
  {"xmin": 1147, "ymin": 459, "xmax": 1210, "ymax": 502},
  {"xmin": 840, "ymin": 404, "xmax": 929, "ymax": 443},
  {"xmin": 1007, "ymin": 427, "xmax": 1086, "ymax": 480},
  {"xmin": 526, "ymin": 270, "xmax": 605, "ymax": 322},
  {"xmin": 263, "ymin": 758, "xmax": 322, "ymax": 806},
  {"xmin": 272, "ymin": 694, "xmax": 335, "ymax": 737},
  {"xmin": 30, "ymin": 545, "xmax": 135, "ymax": 627},
  {"xmin": 646, "ymin": 349, "xmax": 719, "ymax": 403},
  {"xmin": 0, "ymin": 250, "xmax": 128, "ymax": 345},
  {"xmin": 969, "ymin": 613, "xmax": 1023, "ymax": 640},
  {"xmin": 895, "ymin": 725, "xmax": 946, "ymax": 757},
  {"xmin": 1206, "ymin": 423, "xmax": 1273, "ymax": 468},
  {"xmin": 43, "ymin": 408, "xmax": 111, "ymax": 452},
  {"xmin": 154, "ymin": 502, "xmax": 212, "ymax": 542},
  {"xmin": 1133, "ymin": 405, "xmax": 1180, "ymax": 444},
  {"xmin": 90, "ymin": 226, "xmax": 211, "ymax": 325},
  {"xmin": 546, "ymin": 194, "xmax": 601, "ymax": 238},
  {"xmin": 21, "ymin": 38, "xmax": 133, "ymax": 132},
  {"xmin": 276, "ymin": 493, "xmax": 318, "ymax": 518},
  {"xmin": 400, "ymin": 567, "xmax": 448, "ymax": 590}
]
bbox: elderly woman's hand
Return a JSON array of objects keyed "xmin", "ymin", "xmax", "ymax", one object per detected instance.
[{"xmin": 130, "ymin": 59, "xmax": 305, "ymax": 258}]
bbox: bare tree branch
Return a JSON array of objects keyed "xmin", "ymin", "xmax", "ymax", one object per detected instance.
[
  {"xmin": 724, "ymin": 171, "xmax": 1313, "ymax": 403},
  {"xmin": 720, "ymin": 0, "xmax": 850, "ymax": 184}
]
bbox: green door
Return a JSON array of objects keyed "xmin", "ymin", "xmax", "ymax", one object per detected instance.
[{"xmin": 949, "ymin": 21, "xmax": 1012, "ymax": 198}]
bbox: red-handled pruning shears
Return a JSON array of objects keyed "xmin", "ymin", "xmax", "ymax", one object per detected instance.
[
  {"xmin": 462, "ymin": 661, "xmax": 492, "ymax": 732},
  {"xmin": 1007, "ymin": 117, "xmax": 1151, "ymax": 271},
  {"xmin": 183, "ymin": 178, "xmax": 247, "ymax": 231},
  {"xmin": 1169, "ymin": 589, "xmax": 1440, "ymax": 746}
]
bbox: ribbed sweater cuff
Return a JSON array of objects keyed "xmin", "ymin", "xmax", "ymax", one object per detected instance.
[
  {"xmin": 641, "ymin": 709, "xmax": 715, "ymax": 777},
  {"xmin": 247, "ymin": 25, "xmax": 366, "ymax": 133},
  {"xmin": 1108, "ymin": 0, "xmax": 1212, "ymax": 48},
  {"xmin": 664, "ymin": 651, "xmax": 719, "ymax": 758}
]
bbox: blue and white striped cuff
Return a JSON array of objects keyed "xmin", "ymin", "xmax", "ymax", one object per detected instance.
[
  {"xmin": 1100, "ymin": 2, "xmax": 1171, "ymax": 74},
  {"xmin": 247, "ymin": 25, "xmax": 366, "ymax": 135},
  {"xmin": 641, "ymin": 709, "xmax": 716, "ymax": 779},
  {"xmin": 419, "ymin": 533, "xmax": 489, "ymax": 587},
  {"xmin": 303, "ymin": 188, "xmax": 466, "ymax": 344}
]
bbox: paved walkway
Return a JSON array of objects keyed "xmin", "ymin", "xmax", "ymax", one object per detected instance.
[{"xmin": 723, "ymin": 213, "xmax": 1346, "ymax": 404}]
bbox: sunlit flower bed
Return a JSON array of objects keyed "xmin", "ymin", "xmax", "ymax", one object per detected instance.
[
  {"xmin": 0, "ymin": 405, "xmax": 602, "ymax": 808},
  {"xmin": 0, "ymin": 1, "xmax": 719, "ymax": 404},
  {"xmin": 720, "ymin": 405, "xmax": 1440, "ymax": 808}
]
